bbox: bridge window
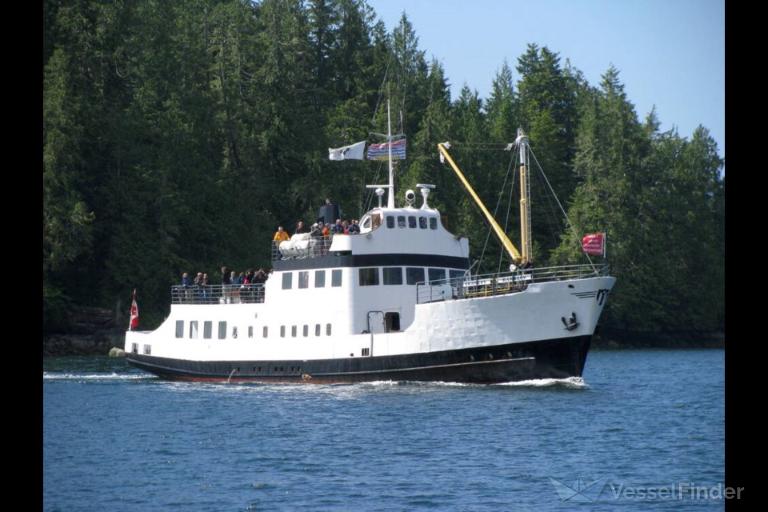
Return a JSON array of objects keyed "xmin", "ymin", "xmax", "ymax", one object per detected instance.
[
  {"xmin": 303, "ymin": 325, "xmax": 309, "ymax": 337},
  {"xmin": 449, "ymin": 270, "xmax": 465, "ymax": 280},
  {"xmin": 298, "ymin": 271, "xmax": 309, "ymax": 289},
  {"xmin": 291, "ymin": 325, "xmax": 297, "ymax": 337},
  {"xmin": 315, "ymin": 324, "xmax": 321, "ymax": 336},
  {"xmin": 190, "ymin": 321, "xmax": 199, "ymax": 339},
  {"xmin": 280, "ymin": 325, "xmax": 285, "ymax": 338},
  {"xmin": 383, "ymin": 267, "xmax": 403, "ymax": 285},
  {"xmin": 331, "ymin": 269, "xmax": 342, "ymax": 287},
  {"xmin": 429, "ymin": 268, "xmax": 447, "ymax": 283},
  {"xmin": 326, "ymin": 323, "xmax": 332, "ymax": 336},
  {"xmin": 218, "ymin": 321, "xmax": 227, "ymax": 339},
  {"xmin": 429, "ymin": 217, "xmax": 437, "ymax": 229},
  {"xmin": 408, "ymin": 216, "xmax": 417, "ymax": 228},
  {"xmin": 359, "ymin": 267, "xmax": 380, "ymax": 286},
  {"xmin": 315, "ymin": 270, "xmax": 325, "ymax": 288},
  {"xmin": 397, "ymin": 216, "xmax": 406, "ymax": 228},
  {"xmin": 175, "ymin": 320, "xmax": 184, "ymax": 338},
  {"xmin": 419, "ymin": 216, "xmax": 427, "ymax": 229},
  {"xmin": 248, "ymin": 326, "xmax": 254, "ymax": 338},
  {"xmin": 386, "ymin": 216, "xmax": 395, "ymax": 228},
  {"xmin": 204, "ymin": 321, "xmax": 212, "ymax": 339},
  {"xmin": 406, "ymin": 267, "xmax": 425, "ymax": 285},
  {"xmin": 282, "ymin": 272, "xmax": 292, "ymax": 289}
]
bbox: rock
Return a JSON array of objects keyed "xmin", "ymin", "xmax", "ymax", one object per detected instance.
[{"xmin": 108, "ymin": 347, "xmax": 126, "ymax": 358}]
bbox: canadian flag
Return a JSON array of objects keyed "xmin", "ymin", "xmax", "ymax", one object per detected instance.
[
  {"xmin": 129, "ymin": 289, "xmax": 139, "ymax": 330},
  {"xmin": 582, "ymin": 232, "xmax": 606, "ymax": 257}
]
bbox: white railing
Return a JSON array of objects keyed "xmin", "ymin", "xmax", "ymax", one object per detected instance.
[
  {"xmin": 171, "ymin": 284, "xmax": 265, "ymax": 304},
  {"xmin": 416, "ymin": 264, "xmax": 609, "ymax": 304}
]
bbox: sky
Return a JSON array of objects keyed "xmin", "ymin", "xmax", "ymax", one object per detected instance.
[{"xmin": 366, "ymin": 0, "xmax": 725, "ymax": 161}]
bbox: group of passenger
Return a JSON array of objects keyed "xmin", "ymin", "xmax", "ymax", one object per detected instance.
[
  {"xmin": 178, "ymin": 267, "xmax": 270, "ymax": 304},
  {"xmin": 273, "ymin": 218, "xmax": 361, "ymax": 241}
]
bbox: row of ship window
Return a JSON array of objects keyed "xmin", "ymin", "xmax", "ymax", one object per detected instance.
[
  {"xmin": 174, "ymin": 320, "xmax": 332, "ymax": 340},
  {"xmin": 282, "ymin": 267, "xmax": 465, "ymax": 289},
  {"xmin": 385, "ymin": 215, "xmax": 438, "ymax": 230}
]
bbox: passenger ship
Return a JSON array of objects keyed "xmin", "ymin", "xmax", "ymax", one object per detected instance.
[{"xmin": 125, "ymin": 128, "xmax": 615, "ymax": 383}]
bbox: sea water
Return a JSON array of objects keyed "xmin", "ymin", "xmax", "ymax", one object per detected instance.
[{"xmin": 43, "ymin": 350, "xmax": 725, "ymax": 511}]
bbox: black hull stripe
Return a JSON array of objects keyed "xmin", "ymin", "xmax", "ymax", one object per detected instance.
[
  {"xmin": 126, "ymin": 335, "xmax": 592, "ymax": 384},
  {"xmin": 273, "ymin": 253, "xmax": 469, "ymax": 271},
  {"xmin": 313, "ymin": 356, "xmax": 536, "ymax": 377}
]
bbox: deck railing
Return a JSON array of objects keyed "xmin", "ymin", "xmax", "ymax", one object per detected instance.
[
  {"xmin": 415, "ymin": 264, "xmax": 610, "ymax": 304},
  {"xmin": 171, "ymin": 284, "xmax": 265, "ymax": 305}
]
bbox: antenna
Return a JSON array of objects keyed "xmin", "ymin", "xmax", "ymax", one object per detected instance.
[{"xmin": 416, "ymin": 183, "xmax": 435, "ymax": 209}]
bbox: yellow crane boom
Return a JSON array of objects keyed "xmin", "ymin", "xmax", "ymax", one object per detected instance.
[{"xmin": 437, "ymin": 142, "xmax": 523, "ymax": 264}]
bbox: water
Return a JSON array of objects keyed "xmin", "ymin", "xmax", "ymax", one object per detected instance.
[{"xmin": 44, "ymin": 350, "xmax": 725, "ymax": 511}]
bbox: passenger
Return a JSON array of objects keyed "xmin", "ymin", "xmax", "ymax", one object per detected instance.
[
  {"xmin": 193, "ymin": 272, "xmax": 203, "ymax": 302},
  {"xmin": 348, "ymin": 219, "xmax": 360, "ymax": 234},
  {"xmin": 181, "ymin": 272, "xmax": 192, "ymax": 302},
  {"xmin": 273, "ymin": 226, "xmax": 290, "ymax": 242},
  {"xmin": 341, "ymin": 220, "xmax": 350, "ymax": 234},
  {"xmin": 331, "ymin": 218, "xmax": 345, "ymax": 234},
  {"xmin": 310, "ymin": 222, "xmax": 323, "ymax": 238},
  {"xmin": 295, "ymin": 220, "xmax": 307, "ymax": 234},
  {"xmin": 201, "ymin": 273, "xmax": 210, "ymax": 303},
  {"xmin": 221, "ymin": 266, "xmax": 231, "ymax": 303}
]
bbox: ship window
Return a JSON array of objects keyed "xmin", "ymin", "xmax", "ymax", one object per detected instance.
[
  {"xmin": 386, "ymin": 216, "xmax": 395, "ymax": 228},
  {"xmin": 190, "ymin": 321, "xmax": 199, "ymax": 339},
  {"xmin": 326, "ymin": 323, "xmax": 332, "ymax": 336},
  {"xmin": 232, "ymin": 326, "xmax": 238, "ymax": 339},
  {"xmin": 282, "ymin": 272, "xmax": 292, "ymax": 289},
  {"xmin": 429, "ymin": 268, "xmax": 447, "ymax": 284},
  {"xmin": 291, "ymin": 325, "xmax": 297, "ymax": 337},
  {"xmin": 372, "ymin": 213, "xmax": 382, "ymax": 229},
  {"xmin": 408, "ymin": 216, "xmax": 417, "ymax": 228},
  {"xmin": 397, "ymin": 215, "xmax": 406, "ymax": 228},
  {"xmin": 406, "ymin": 267, "xmax": 425, "ymax": 285},
  {"xmin": 419, "ymin": 216, "xmax": 427, "ymax": 229},
  {"xmin": 385, "ymin": 312, "xmax": 401, "ymax": 332},
  {"xmin": 331, "ymin": 269, "xmax": 342, "ymax": 287},
  {"xmin": 263, "ymin": 326, "xmax": 268, "ymax": 338},
  {"xmin": 362, "ymin": 216, "xmax": 371, "ymax": 229},
  {"xmin": 359, "ymin": 267, "xmax": 379, "ymax": 286},
  {"xmin": 204, "ymin": 321, "xmax": 212, "ymax": 339},
  {"xmin": 131, "ymin": 343, "xmax": 138, "ymax": 354},
  {"xmin": 449, "ymin": 270, "xmax": 465, "ymax": 280},
  {"xmin": 383, "ymin": 267, "xmax": 403, "ymax": 285},
  {"xmin": 280, "ymin": 325, "xmax": 285, "ymax": 338},
  {"xmin": 362, "ymin": 347, "xmax": 370, "ymax": 356},
  {"xmin": 248, "ymin": 326, "xmax": 254, "ymax": 338},
  {"xmin": 175, "ymin": 320, "xmax": 184, "ymax": 338},
  {"xmin": 298, "ymin": 271, "xmax": 309, "ymax": 289},
  {"xmin": 314, "ymin": 270, "xmax": 325, "ymax": 288},
  {"xmin": 303, "ymin": 325, "xmax": 309, "ymax": 337},
  {"xmin": 315, "ymin": 324, "xmax": 321, "ymax": 336},
  {"xmin": 429, "ymin": 217, "xmax": 437, "ymax": 229},
  {"xmin": 218, "ymin": 321, "xmax": 227, "ymax": 339},
  {"xmin": 143, "ymin": 344, "xmax": 151, "ymax": 355}
]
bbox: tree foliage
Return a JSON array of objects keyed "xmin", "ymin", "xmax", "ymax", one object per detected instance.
[{"xmin": 43, "ymin": 0, "xmax": 724, "ymax": 341}]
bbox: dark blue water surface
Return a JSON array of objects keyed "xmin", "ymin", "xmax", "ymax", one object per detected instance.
[{"xmin": 44, "ymin": 350, "xmax": 725, "ymax": 511}]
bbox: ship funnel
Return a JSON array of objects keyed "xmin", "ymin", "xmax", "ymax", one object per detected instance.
[{"xmin": 416, "ymin": 183, "xmax": 435, "ymax": 209}]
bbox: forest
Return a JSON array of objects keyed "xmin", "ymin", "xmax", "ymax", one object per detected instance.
[{"xmin": 43, "ymin": 0, "xmax": 724, "ymax": 345}]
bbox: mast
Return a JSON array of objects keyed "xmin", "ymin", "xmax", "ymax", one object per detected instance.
[
  {"xmin": 387, "ymin": 100, "xmax": 395, "ymax": 209},
  {"xmin": 516, "ymin": 129, "xmax": 532, "ymax": 264}
]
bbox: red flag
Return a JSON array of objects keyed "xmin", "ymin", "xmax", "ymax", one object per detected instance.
[
  {"xmin": 582, "ymin": 232, "xmax": 606, "ymax": 256},
  {"xmin": 129, "ymin": 289, "xmax": 139, "ymax": 330}
]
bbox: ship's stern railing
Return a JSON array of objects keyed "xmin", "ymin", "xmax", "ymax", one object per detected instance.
[
  {"xmin": 416, "ymin": 264, "xmax": 610, "ymax": 304},
  {"xmin": 171, "ymin": 284, "xmax": 265, "ymax": 304}
]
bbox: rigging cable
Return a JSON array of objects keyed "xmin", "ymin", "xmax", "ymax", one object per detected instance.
[{"xmin": 527, "ymin": 146, "xmax": 597, "ymax": 272}]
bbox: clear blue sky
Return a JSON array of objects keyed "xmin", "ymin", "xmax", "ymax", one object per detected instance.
[{"xmin": 367, "ymin": 0, "xmax": 725, "ymax": 160}]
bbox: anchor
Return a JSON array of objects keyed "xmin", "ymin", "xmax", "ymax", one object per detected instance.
[{"xmin": 561, "ymin": 312, "xmax": 579, "ymax": 331}]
